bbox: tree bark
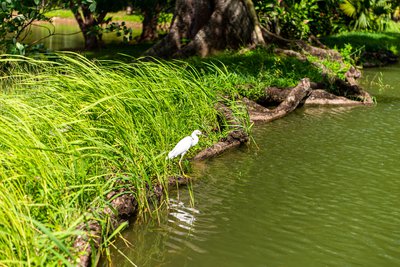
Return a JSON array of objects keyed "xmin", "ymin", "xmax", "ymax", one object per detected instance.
[
  {"xmin": 69, "ymin": 2, "xmax": 107, "ymax": 49},
  {"xmin": 139, "ymin": 4, "xmax": 162, "ymax": 42},
  {"xmin": 146, "ymin": 0, "xmax": 265, "ymax": 57}
]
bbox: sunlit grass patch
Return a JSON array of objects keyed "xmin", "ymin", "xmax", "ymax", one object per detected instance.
[{"xmin": 186, "ymin": 48, "xmax": 326, "ymax": 99}]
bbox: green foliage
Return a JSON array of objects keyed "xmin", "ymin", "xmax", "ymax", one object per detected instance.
[
  {"xmin": 105, "ymin": 21, "xmax": 133, "ymax": 43},
  {"xmin": 255, "ymin": 0, "xmax": 346, "ymax": 39},
  {"xmin": 0, "ymin": 46, "xmax": 355, "ymax": 264},
  {"xmin": 339, "ymin": 43, "xmax": 359, "ymax": 64},
  {"xmin": 308, "ymin": 0, "xmax": 349, "ymax": 36},
  {"xmin": 339, "ymin": 0, "xmax": 394, "ymax": 31},
  {"xmin": 280, "ymin": 0, "xmax": 320, "ymax": 39},
  {"xmin": 0, "ymin": 0, "xmax": 50, "ymax": 54},
  {"xmin": 186, "ymin": 48, "xmax": 325, "ymax": 99},
  {"xmin": 255, "ymin": 0, "xmax": 399, "ymax": 37},
  {"xmin": 322, "ymin": 31, "xmax": 400, "ymax": 55}
]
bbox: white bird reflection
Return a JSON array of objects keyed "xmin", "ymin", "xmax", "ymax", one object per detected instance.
[
  {"xmin": 166, "ymin": 198, "xmax": 208, "ymax": 254},
  {"xmin": 168, "ymin": 198, "xmax": 199, "ymax": 230}
]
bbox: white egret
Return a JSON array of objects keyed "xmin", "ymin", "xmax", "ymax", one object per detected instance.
[{"xmin": 167, "ymin": 130, "xmax": 202, "ymax": 174}]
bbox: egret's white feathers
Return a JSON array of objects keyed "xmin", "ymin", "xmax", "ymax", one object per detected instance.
[
  {"xmin": 168, "ymin": 136, "xmax": 192, "ymax": 159},
  {"xmin": 167, "ymin": 130, "xmax": 202, "ymax": 161}
]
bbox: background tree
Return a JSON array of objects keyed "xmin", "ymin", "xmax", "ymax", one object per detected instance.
[
  {"xmin": 66, "ymin": 0, "xmax": 129, "ymax": 49},
  {"xmin": 254, "ymin": 0, "xmax": 347, "ymax": 40},
  {"xmin": 340, "ymin": 0, "xmax": 393, "ymax": 31},
  {"xmin": 131, "ymin": 0, "xmax": 173, "ymax": 42}
]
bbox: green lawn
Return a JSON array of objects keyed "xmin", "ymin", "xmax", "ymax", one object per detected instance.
[{"xmin": 322, "ymin": 31, "xmax": 400, "ymax": 56}]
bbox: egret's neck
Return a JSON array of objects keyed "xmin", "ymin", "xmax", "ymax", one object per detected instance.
[{"xmin": 191, "ymin": 133, "xmax": 199, "ymax": 146}]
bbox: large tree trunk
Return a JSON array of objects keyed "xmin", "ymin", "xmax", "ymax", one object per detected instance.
[{"xmin": 146, "ymin": 0, "xmax": 265, "ymax": 57}]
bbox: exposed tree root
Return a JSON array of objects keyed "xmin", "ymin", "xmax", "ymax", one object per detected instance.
[
  {"xmin": 194, "ymin": 102, "xmax": 249, "ymax": 160},
  {"xmin": 258, "ymin": 83, "xmax": 363, "ymax": 108},
  {"xmin": 194, "ymin": 71, "xmax": 373, "ymax": 160},
  {"xmin": 243, "ymin": 78, "xmax": 310, "ymax": 122}
]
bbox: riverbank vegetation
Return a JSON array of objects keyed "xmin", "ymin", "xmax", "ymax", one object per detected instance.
[{"xmin": 0, "ymin": 46, "xmax": 358, "ymax": 265}]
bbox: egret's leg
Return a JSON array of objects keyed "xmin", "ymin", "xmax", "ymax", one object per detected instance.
[{"xmin": 179, "ymin": 153, "xmax": 186, "ymax": 176}]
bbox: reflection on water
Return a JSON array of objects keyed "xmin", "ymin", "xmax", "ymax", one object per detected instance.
[
  {"xmin": 169, "ymin": 199, "xmax": 198, "ymax": 230},
  {"xmin": 105, "ymin": 64, "xmax": 400, "ymax": 267},
  {"xmin": 23, "ymin": 20, "xmax": 83, "ymax": 50},
  {"xmin": 23, "ymin": 19, "xmax": 139, "ymax": 50}
]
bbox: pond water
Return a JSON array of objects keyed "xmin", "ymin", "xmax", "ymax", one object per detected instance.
[
  {"xmin": 105, "ymin": 66, "xmax": 400, "ymax": 266},
  {"xmin": 23, "ymin": 19, "xmax": 140, "ymax": 50}
]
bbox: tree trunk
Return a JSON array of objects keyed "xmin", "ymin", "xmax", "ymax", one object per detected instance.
[
  {"xmin": 83, "ymin": 33, "xmax": 100, "ymax": 49},
  {"xmin": 146, "ymin": 0, "xmax": 265, "ymax": 57},
  {"xmin": 69, "ymin": 2, "xmax": 107, "ymax": 49},
  {"xmin": 139, "ymin": 5, "xmax": 161, "ymax": 42}
]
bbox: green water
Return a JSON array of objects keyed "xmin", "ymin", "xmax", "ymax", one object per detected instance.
[
  {"xmin": 106, "ymin": 66, "xmax": 400, "ymax": 267},
  {"xmin": 24, "ymin": 20, "xmax": 140, "ymax": 50}
]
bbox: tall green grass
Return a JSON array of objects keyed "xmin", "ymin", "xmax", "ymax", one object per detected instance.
[{"xmin": 0, "ymin": 53, "xmax": 222, "ymax": 265}]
